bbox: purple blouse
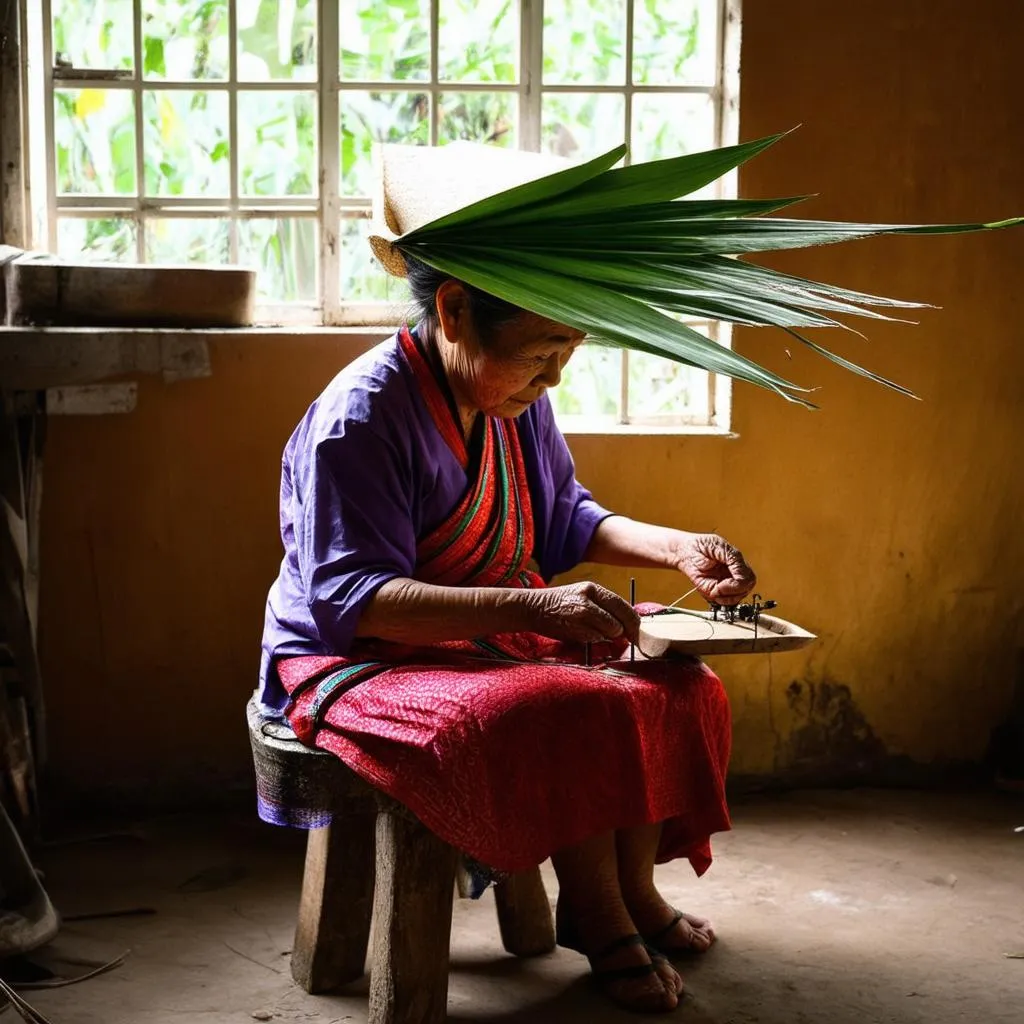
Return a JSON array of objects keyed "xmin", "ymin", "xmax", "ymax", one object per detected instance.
[{"xmin": 258, "ymin": 330, "xmax": 612, "ymax": 711}]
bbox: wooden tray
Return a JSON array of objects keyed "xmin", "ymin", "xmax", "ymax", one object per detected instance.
[{"xmin": 638, "ymin": 610, "xmax": 816, "ymax": 658}]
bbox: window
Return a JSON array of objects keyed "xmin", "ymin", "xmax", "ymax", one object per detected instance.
[{"xmin": 25, "ymin": 0, "xmax": 740, "ymax": 429}]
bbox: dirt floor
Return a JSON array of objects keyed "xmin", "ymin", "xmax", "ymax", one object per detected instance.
[{"xmin": 17, "ymin": 789, "xmax": 1024, "ymax": 1024}]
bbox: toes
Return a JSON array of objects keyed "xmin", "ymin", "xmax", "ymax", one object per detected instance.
[
  {"xmin": 667, "ymin": 967, "xmax": 684, "ymax": 997},
  {"xmin": 681, "ymin": 913, "xmax": 716, "ymax": 951},
  {"xmin": 632, "ymin": 900, "xmax": 717, "ymax": 957},
  {"xmin": 650, "ymin": 974, "xmax": 680, "ymax": 1011},
  {"xmin": 653, "ymin": 960, "xmax": 684, "ymax": 996},
  {"xmin": 608, "ymin": 975, "xmax": 677, "ymax": 1013},
  {"xmin": 647, "ymin": 947, "xmax": 684, "ymax": 999}
]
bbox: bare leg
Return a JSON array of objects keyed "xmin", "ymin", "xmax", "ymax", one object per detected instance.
[
  {"xmin": 616, "ymin": 821, "xmax": 715, "ymax": 954},
  {"xmin": 551, "ymin": 830, "xmax": 681, "ymax": 1012}
]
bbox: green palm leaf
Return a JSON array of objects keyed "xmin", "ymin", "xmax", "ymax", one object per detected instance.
[
  {"xmin": 473, "ymin": 133, "xmax": 790, "ymax": 225},
  {"xmin": 429, "ymin": 195, "xmax": 812, "ymax": 234},
  {"xmin": 448, "ymin": 247, "xmax": 912, "ymax": 327},
  {"xmin": 782, "ymin": 329, "xmax": 919, "ymax": 398},
  {"xmin": 474, "ymin": 216, "xmax": 1024, "ymax": 255},
  {"xmin": 679, "ymin": 255, "xmax": 929, "ymax": 311},
  {"xmin": 407, "ymin": 245, "xmax": 816, "ymax": 406},
  {"xmin": 395, "ymin": 133, "xmax": 1023, "ymax": 403}
]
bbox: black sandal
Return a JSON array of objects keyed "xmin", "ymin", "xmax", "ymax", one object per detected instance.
[
  {"xmin": 557, "ymin": 915, "xmax": 677, "ymax": 1013},
  {"xmin": 643, "ymin": 908, "xmax": 709, "ymax": 956},
  {"xmin": 643, "ymin": 909, "xmax": 685, "ymax": 946},
  {"xmin": 590, "ymin": 934, "xmax": 675, "ymax": 1012}
]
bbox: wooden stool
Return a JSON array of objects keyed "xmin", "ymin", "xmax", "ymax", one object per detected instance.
[{"xmin": 247, "ymin": 697, "xmax": 556, "ymax": 1024}]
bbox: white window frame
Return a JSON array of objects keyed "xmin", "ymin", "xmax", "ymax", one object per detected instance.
[{"xmin": 24, "ymin": 0, "xmax": 740, "ymax": 430}]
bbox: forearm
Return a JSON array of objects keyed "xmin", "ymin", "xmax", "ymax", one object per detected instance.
[
  {"xmin": 584, "ymin": 515, "xmax": 689, "ymax": 571},
  {"xmin": 354, "ymin": 577, "xmax": 536, "ymax": 645}
]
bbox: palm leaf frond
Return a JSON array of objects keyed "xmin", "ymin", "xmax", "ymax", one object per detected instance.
[
  {"xmin": 447, "ymin": 247, "xmax": 914, "ymax": 327},
  {"xmin": 678, "ymin": 255, "xmax": 931, "ymax": 312},
  {"xmin": 469, "ymin": 216, "xmax": 1024, "ymax": 256},
  {"xmin": 408, "ymin": 246, "xmax": 816, "ymax": 406},
  {"xmin": 782, "ymin": 329, "xmax": 919, "ymax": 399},
  {"xmin": 396, "ymin": 133, "xmax": 1023, "ymax": 403},
  {"xmin": 476, "ymin": 132, "xmax": 791, "ymax": 224}
]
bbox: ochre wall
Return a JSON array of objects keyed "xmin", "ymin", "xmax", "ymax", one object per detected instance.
[{"xmin": 37, "ymin": 0, "xmax": 1024, "ymax": 800}]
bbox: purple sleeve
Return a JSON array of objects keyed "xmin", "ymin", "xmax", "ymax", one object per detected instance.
[
  {"xmin": 294, "ymin": 419, "xmax": 416, "ymax": 655},
  {"xmin": 528, "ymin": 397, "xmax": 614, "ymax": 580}
]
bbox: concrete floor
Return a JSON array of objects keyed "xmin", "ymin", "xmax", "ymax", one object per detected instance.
[{"xmin": 22, "ymin": 790, "xmax": 1024, "ymax": 1024}]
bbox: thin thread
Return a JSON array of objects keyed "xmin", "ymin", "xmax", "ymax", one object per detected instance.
[
  {"xmin": 646, "ymin": 606, "xmax": 710, "ymax": 621},
  {"xmin": 665, "ymin": 585, "xmax": 699, "ymax": 609},
  {"xmin": 633, "ymin": 583, "xmax": 711, "ymax": 659}
]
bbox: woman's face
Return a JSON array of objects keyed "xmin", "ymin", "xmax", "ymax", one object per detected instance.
[{"xmin": 435, "ymin": 281, "xmax": 586, "ymax": 418}]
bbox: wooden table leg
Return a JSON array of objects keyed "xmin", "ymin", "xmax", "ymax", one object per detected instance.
[
  {"xmin": 494, "ymin": 866, "xmax": 556, "ymax": 957},
  {"xmin": 369, "ymin": 807, "xmax": 458, "ymax": 1024},
  {"xmin": 291, "ymin": 811, "xmax": 376, "ymax": 993}
]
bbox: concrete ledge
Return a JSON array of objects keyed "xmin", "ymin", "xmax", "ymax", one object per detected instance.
[{"xmin": 0, "ymin": 326, "xmax": 390, "ymax": 390}]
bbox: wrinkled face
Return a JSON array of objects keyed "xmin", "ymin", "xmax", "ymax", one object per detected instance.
[{"xmin": 435, "ymin": 281, "xmax": 586, "ymax": 419}]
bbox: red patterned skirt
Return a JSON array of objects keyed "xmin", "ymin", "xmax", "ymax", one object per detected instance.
[{"xmin": 279, "ymin": 630, "xmax": 731, "ymax": 875}]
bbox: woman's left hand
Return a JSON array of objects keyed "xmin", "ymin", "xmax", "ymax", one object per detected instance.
[{"xmin": 675, "ymin": 532, "xmax": 757, "ymax": 606}]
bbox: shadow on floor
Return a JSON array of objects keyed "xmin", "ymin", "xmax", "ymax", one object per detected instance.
[{"xmin": 20, "ymin": 789, "xmax": 1024, "ymax": 1024}]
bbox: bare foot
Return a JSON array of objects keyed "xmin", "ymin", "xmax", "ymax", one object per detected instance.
[
  {"xmin": 628, "ymin": 895, "xmax": 716, "ymax": 955},
  {"xmin": 556, "ymin": 905, "xmax": 683, "ymax": 1012}
]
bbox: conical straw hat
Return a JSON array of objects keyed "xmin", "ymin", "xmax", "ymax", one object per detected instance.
[{"xmin": 369, "ymin": 141, "xmax": 571, "ymax": 277}]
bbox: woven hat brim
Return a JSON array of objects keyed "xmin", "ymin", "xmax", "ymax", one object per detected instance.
[{"xmin": 369, "ymin": 141, "xmax": 571, "ymax": 278}]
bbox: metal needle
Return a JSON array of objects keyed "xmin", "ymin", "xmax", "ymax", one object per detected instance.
[{"xmin": 629, "ymin": 577, "xmax": 636, "ymax": 663}]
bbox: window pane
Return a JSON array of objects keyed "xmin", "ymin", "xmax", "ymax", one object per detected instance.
[
  {"xmin": 145, "ymin": 218, "xmax": 231, "ymax": 264},
  {"xmin": 238, "ymin": 218, "xmax": 317, "ymax": 302},
  {"xmin": 341, "ymin": 92, "xmax": 429, "ymax": 197},
  {"xmin": 141, "ymin": 0, "xmax": 229, "ymax": 80},
  {"xmin": 341, "ymin": 0, "xmax": 430, "ymax": 81},
  {"xmin": 57, "ymin": 217, "xmax": 137, "ymax": 262},
  {"xmin": 543, "ymin": 0, "xmax": 626, "ymax": 85},
  {"xmin": 437, "ymin": 92, "xmax": 516, "ymax": 147},
  {"xmin": 143, "ymin": 91, "xmax": 229, "ymax": 196},
  {"xmin": 52, "ymin": 0, "xmax": 133, "ymax": 71},
  {"xmin": 628, "ymin": 349, "xmax": 710, "ymax": 421},
  {"xmin": 238, "ymin": 91, "xmax": 317, "ymax": 197},
  {"xmin": 542, "ymin": 93, "xmax": 625, "ymax": 160},
  {"xmin": 438, "ymin": 0, "xmax": 517, "ymax": 83},
  {"xmin": 631, "ymin": 93, "xmax": 715, "ymax": 163},
  {"xmin": 54, "ymin": 89, "xmax": 136, "ymax": 195},
  {"xmin": 549, "ymin": 344, "xmax": 621, "ymax": 419},
  {"xmin": 237, "ymin": 0, "xmax": 317, "ymax": 81},
  {"xmin": 340, "ymin": 218, "xmax": 411, "ymax": 303},
  {"xmin": 633, "ymin": 0, "xmax": 719, "ymax": 86}
]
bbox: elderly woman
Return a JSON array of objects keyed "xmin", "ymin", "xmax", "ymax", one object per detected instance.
[{"xmin": 259, "ymin": 254, "xmax": 756, "ymax": 1013}]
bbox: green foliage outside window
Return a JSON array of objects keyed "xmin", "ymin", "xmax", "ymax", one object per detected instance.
[{"xmin": 50, "ymin": 0, "xmax": 719, "ymax": 421}]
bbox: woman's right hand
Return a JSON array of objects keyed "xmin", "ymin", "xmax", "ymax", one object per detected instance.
[{"xmin": 523, "ymin": 582, "xmax": 640, "ymax": 644}]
